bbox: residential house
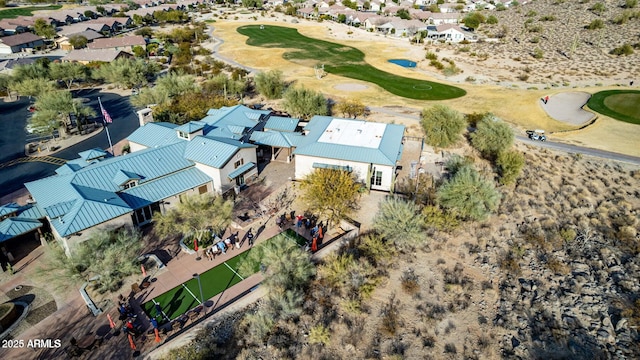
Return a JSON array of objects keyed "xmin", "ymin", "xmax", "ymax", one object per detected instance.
[
  {"xmin": 62, "ymin": 49, "xmax": 133, "ymax": 64},
  {"xmin": 85, "ymin": 17, "xmax": 133, "ymax": 33},
  {"xmin": 428, "ymin": 12, "xmax": 461, "ymax": 25},
  {"xmin": 0, "ymin": 33, "xmax": 45, "ymax": 54},
  {"xmin": 432, "ymin": 23, "xmax": 476, "ymax": 42},
  {"xmin": 0, "ymin": 19, "xmax": 30, "ymax": 35},
  {"xmin": 59, "ymin": 23, "xmax": 111, "ymax": 36},
  {"xmin": 294, "ymin": 116, "xmax": 405, "ymax": 192},
  {"xmin": 87, "ymin": 35, "xmax": 146, "ymax": 51},
  {"xmin": 56, "ymin": 30, "xmax": 104, "ymax": 50},
  {"xmin": 439, "ymin": 2, "xmax": 461, "ymax": 13},
  {"xmin": 378, "ymin": 18, "xmax": 427, "ymax": 36}
]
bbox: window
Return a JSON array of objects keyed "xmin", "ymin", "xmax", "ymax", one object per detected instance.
[
  {"xmin": 234, "ymin": 159, "xmax": 244, "ymax": 169},
  {"xmin": 178, "ymin": 131, "xmax": 189, "ymax": 139},
  {"xmin": 373, "ymin": 171, "xmax": 383, "ymax": 186},
  {"xmin": 123, "ymin": 181, "xmax": 137, "ymax": 189},
  {"xmin": 198, "ymin": 185, "xmax": 207, "ymax": 195}
]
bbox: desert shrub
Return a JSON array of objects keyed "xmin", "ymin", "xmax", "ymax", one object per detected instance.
[
  {"xmin": 422, "ymin": 205, "xmax": 460, "ymax": 231},
  {"xmin": 282, "ymin": 86, "xmax": 328, "ymax": 119},
  {"xmin": 356, "ymin": 233, "xmax": 395, "ymax": 268},
  {"xmin": 438, "ymin": 166, "xmax": 501, "ymax": 221},
  {"xmin": 517, "ymin": 74, "xmax": 530, "ymax": 81},
  {"xmin": 421, "ymin": 105, "xmax": 466, "ymax": 148},
  {"xmin": 429, "ymin": 59, "xmax": 444, "ymax": 69},
  {"xmin": 590, "ymin": 2, "xmax": 606, "ymax": 14},
  {"xmin": 465, "ymin": 112, "xmax": 488, "ymax": 127},
  {"xmin": 530, "ymin": 36, "xmax": 540, "ymax": 43},
  {"xmin": 423, "ymin": 335, "xmax": 436, "ymax": 347},
  {"xmin": 527, "ymin": 24, "xmax": 543, "ymax": 33},
  {"xmin": 533, "ymin": 48, "xmax": 544, "ymax": 59},
  {"xmin": 470, "ymin": 114, "xmax": 514, "ymax": 158},
  {"xmin": 610, "ymin": 43, "xmax": 634, "ymax": 56},
  {"xmin": 559, "ymin": 227, "xmax": 577, "ymax": 242},
  {"xmin": 425, "ymin": 51, "xmax": 438, "ymax": 60},
  {"xmin": 498, "ymin": 249, "xmax": 521, "ymax": 274},
  {"xmin": 444, "ymin": 343, "xmax": 457, "ymax": 354},
  {"xmin": 586, "ymin": 19, "xmax": 605, "ymax": 29},
  {"xmin": 539, "ymin": 15, "xmax": 556, "ymax": 21},
  {"xmin": 526, "ymin": 10, "xmax": 538, "ymax": 17},
  {"xmin": 486, "ymin": 15, "xmax": 498, "ymax": 24},
  {"xmin": 254, "ymin": 70, "xmax": 285, "ymax": 99},
  {"xmin": 318, "ymin": 253, "xmax": 378, "ymax": 298},
  {"xmin": 443, "ymin": 64, "xmax": 461, "ymax": 76},
  {"xmin": 380, "ymin": 294, "xmax": 401, "ymax": 336},
  {"xmin": 400, "ymin": 269, "xmax": 420, "ymax": 295},
  {"xmin": 373, "ymin": 197, "xmax": 426, "ymax": 247},
  {"xmin": 308, "ymin": 325, "xmax": 331, "ymax": 345},
  {"xmin": 626, "ymin": 0, "xmax": 638, "ymax": 8},
  {"xmin": 497, "ymin": 150, "xmax": 525, "ymax": 185},
  {"xmin": 444, "ymin": 154, "xmax": 474, "ymax": 176},
  {"xmin": 546, "ymin": 254, "xmax": 570, "ymax": 275}
]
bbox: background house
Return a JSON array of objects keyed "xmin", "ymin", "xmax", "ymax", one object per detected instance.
[{"xmin": 0, "ymin": 33, "xmax": 45, "ymax": 54}]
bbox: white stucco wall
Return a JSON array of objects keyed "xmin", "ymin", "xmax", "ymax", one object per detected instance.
[
  {"xmin": 193, "ymin": 147, "xmax": 257, "ymax": 193},
  {"xmin": 128, "ymin": 141, "xmax": 147, "ymax": 153},
  {"xmin": 295, "ymin": 155, "xmax": 395, "ymax": 191}
]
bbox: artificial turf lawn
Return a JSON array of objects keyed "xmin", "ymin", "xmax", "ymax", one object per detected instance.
[
  {"xmin": 587, "ymin": 90, "xmax": 640, "ymax": 125},
  {"xmin": 143, "ymin": 252, "xmax": 246, "ymax": 322},
  {"xmin": 142, "ymin": 229, "xmax": 307, "ymax": 322},
  {"xmin": 0, "ymin": 5, "xmax": 62, "ymax": 19},
  {"xmin": 236, "ymin": 25, "xmax": 466, "ymax": 101}
]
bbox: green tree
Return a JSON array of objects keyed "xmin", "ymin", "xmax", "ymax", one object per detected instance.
[
  {"xmin": 420, "ymin": 104, "xmax": 466, "ymax": 148},
  {"xmin": 135, "ymin": 26, "xmax": 154, "ymax": 38},
  {"xmin": 49, "ymin": 62, "xmax": 88, "ymax": 90},
  {"xmin": 31, "ymin": 90, "xmax": 94, "ymax": 135},
  {"xmin": 300, "ymin": 169, "xmax": 362, "ymax": 226},
  {"xmin": 36, "ymin": 227, "xmax": 143, "ymax": 294},
  {"xmin": 203, "ymin": 74, "xmax": 247, "ymax": 97},
  {"xmin": 282, "ymin": 86, "xmax": 328, "ymax": 119},
  {"xmin": 463, "ymin": 12, "xmax": 486, "ymax": 30},
  {"xmin": 437, "ymin": 166, "xmax": 501, "ymax": 221},
  {"xmin": 497, "ymin": 150, "xmax": 525, "ymax": 185},
  {"xmin": 92, "ymin": 57, "xmax": 160, "ymax": 88},
  {"xmin": 335, "ymin": 98, "xmax": 366, "ymax": 118},
  {"xmin": 152, "ymin": 193, "xmax": 233, "ymax": 243},
  {"xmin": 373, "ymin": 197, "xmax": 425, "ymax": 247},
  {"xmin": 397, "ymin": 8, "xmax": 411, "ymax": 20},
  {"xmin": 12, "ymin": 62, "xmax": 50, "ymax": 82},
  {"xmin": 130, "ymin": 87, "xmax": 171, "ymax": 108},
  {"xmin": 470, "ymin": 114, "xmax": 514, "ymax": 158},
  {"xmin": 10, "ymin": 78, "xmax": 55, "ymax": 98},
  {"xmin": 132, "ymin": 45, "xmax": 147, "ymax": 58},
  {"xmin": 0, "ymin": 74, "xmax": 11, "ymax": 96},
  {"xmin": 34, "ymin": 18, "xmax": 56, "ymax": 39},
  {"xmin": 241, "ymin": 0, "xmax": 261, "ymax": 8},
  {"xmin": 68, "ymin": 34, "xmax": 88, "ymax": 49},
  {"xmin": 254, "ymin": 70, "xmax": 285, "ymax": 100}
]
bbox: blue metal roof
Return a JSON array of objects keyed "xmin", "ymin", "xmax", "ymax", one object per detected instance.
[
  {"xmin": 120, "ymin": 167, "xmax": 212, "ymax": 209},
  {"xmin": 112, "ymin": 169, "xmax": 142, "ymax": 186},
  {"xmin": 228, "ymin": 162, "xmax": 256, "ymax": 179},
  {"xmin": 294, "ymin": 116, "xmax": 404, "ymax": 166},
  {"xmin": 265, "ymin": 116, "xmax": 299, "ymax": 132},
  {"xmin": 0, "ymin": 218, "xmax": 42, "ymax": 242},
  {"xmin": 51, "ymin": 196, "xmax": 132, "ymax": 237},
  {"xmin": 184, "ymin": 136, "xmax": 245, "ymax": 168},
  {"xmin": 127, "ymin": 122, "xmax": 180, "ymax": 148},
  {"xmin": 176, "ymin": 121, "xmax": 205, "ymax": 134},
  {"xmin": 0, "ymin": 203, "xmax": 21, "ymax": 217},
  {"xmin": 79, "ymin": 148, "xmax": 109, "ymax": 161},
  {"xmin": 250, "ymin": 130, "xmax": 304, "ymax": 148},
  {"xmin": 15, "ymin": 203, "xmax": 46, "ymax": 219},
  {"xmin": 202, "ymin": 105, "xmax": 269, "ymax": 131}
]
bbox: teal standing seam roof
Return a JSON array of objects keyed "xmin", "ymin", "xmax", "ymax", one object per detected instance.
[
  {"xmin": 79, "ymin": 148, "xmax": 109, "ymax": 161},
  {"xmin": 0, "ymin": 203, "xmax": 21, "ymax": 217},
  {"xmin": 250, "ymin": 131, "xmax": 304, "ymax": 148},
  {"xmin": 112, "ymin": 169, "xmax": 142, "ymax": 186},
  {"xmin": 176, "ymin": 121, "xmax": 205, "ymax": 134},
  {"xmin": 228, "ymin": 162, "xmax": 256, "ymax": 179},
  {"xmin": 202, "ymin": 105, "xmax": 269, "ymax": 129},
  {"xmin": 184, "ymin": 136, "xmax": 243, "ymax": 168},
  {"xmin": 0, "ymin": 218, "xmax": 42, "ymax": 242},
  {"xmin": 52, "ymin": 197, "xmax": 132, "ymax": 237},
  {"xmin": 265, "ymin": 116, "xmax": 299, "ymax": 132},
  {"xmin": 127, "ymin": 122, "xmax": 180, "ymax": 148},
  {"xmin": 121, "ymin": 167, "xmax": 212, "ymax": 209},
  {"xmin": 15, "ymin": 203, "xmax": 45, "ymax": 219}
]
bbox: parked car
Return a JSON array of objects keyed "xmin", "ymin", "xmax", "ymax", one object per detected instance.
[
  {"xmin": 26, "ymin": 123, "xmax": 48, "ymax": 134},
  {"xmin": 526, "ymin": 129, "xmax": 547, "ymax": 141}
]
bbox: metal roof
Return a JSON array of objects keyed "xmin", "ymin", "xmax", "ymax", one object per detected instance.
[
  {"xmin": 127, "ymin": 122, "xmax": 180, "ymax": 148},
  {"xmin": 202, "ymin": 105, "xmax": 269, "ymax": 131},
  {"xmin": 228, "ymin": 162, "xmax": 256, "ymax": 180},
  {"xmin": 112, "ymin": 169, "xmax": 142, "ymax": 186},
  {"xmin": 0, "ymin": 218, "xmax": 42, "ymax": 243},
  {"xmin": 0, "ymin": 203, "xmax": 21, "ymax": 217},
  {"xmin": 184, "ymin": 136, "xmax": 248, "ymax": 168},
  {"xmin": 79, "ymin": 148, "xmax": 109, "ymax": 161},
  {"xmin": 120, "ymin": 167, "xmax": 212, "ymax": 209},
  {"xmin": 250, "ymin": 131, "xmax": 305, "ymax": 148},
  {"xmin": 176, "ymin": 121, "xmax": 205, "ymax": 134},
  {"xmin": 294, "ymin": 116, "xmax": 405, "ymax": 166},
  {"xmin": 265, "ymin": 116, "xmax": 299, "ymax": 132}
]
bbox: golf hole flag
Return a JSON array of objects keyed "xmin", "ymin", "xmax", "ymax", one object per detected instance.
[{"xmin": 194, "ymin": 238, "xmax": 198, "ymax": 251}]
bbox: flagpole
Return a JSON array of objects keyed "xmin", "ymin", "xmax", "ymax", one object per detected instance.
[{"xmin": 98, "ymin": 97, "xmax": 114, "ymax": 154}]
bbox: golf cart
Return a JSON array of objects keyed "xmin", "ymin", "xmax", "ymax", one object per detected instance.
[{"xmin": 526, "ymin": 129, "xmax": 547, "ymax": 141}]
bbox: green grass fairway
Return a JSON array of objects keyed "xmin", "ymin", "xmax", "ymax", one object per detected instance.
[
  {"xmin": 143, "ymin": 252, "xmax": 247, "ymax": 323},
  {"xmin": 0, "ymin": 5, "xmax": 62, "ymax": 19},
  {"xmin": 587, "ymin": 90, "xmax": 640, "ymax": 125},
  {"xmin": 237, "ymin": 25, "xmax": 466, "ymax": 101}
]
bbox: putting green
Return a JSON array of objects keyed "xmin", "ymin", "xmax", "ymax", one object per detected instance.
[
  {"xmin": 587, "ymin": 90, "xmax": 640, "ymax": 125},
  {"xmin": 142, "ymin": 229, "xmax": 307, "ymax": 323},
  {"xmin": 237, "ymin": 25, "xmax": 466, "ymax": 101}
]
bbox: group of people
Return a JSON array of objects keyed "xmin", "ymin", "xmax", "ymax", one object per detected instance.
[
  {"xmin": 204, "ymin": 229, "xmax": 254, "ymax": 261},
  {"xmin": 118, "ymin": 299, "xmax": 142, "ymax": 337}
]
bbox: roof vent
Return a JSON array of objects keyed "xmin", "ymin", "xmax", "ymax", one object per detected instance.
[{"xmin": 357, "ymin": 129, "xmax": 362, "ymax": 134}]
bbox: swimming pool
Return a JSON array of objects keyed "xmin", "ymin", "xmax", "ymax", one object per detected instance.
[{"xmin": 388, "ymin": 59, "xmax": 417, "ymax": 68}]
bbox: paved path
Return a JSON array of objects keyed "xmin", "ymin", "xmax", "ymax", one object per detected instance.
[{"xmin": 205, "ymin": 23, "xmax": 256, "ymax": 74}]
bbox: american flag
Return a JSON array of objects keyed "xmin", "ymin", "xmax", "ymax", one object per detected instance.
[{"xmin": 100, "ymin": 101, "xmax": 113, "ymax": 124}]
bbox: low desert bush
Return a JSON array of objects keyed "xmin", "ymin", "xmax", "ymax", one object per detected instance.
[
  {"xmin": 308, "ymin": 325, "xmax": 331, "ymax": 345},
  {"xmin": 401, "ymin": 269, "xmax": 420, "ymax": 295}
]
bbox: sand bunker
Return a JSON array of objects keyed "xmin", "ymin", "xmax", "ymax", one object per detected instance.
[
  {"xmin": 541, "ymin": 92, "xmax": 595, "ymax": 126},
  {"xmin": 334, "ymin": 83, "xmax": 369, "ymax": 91}
]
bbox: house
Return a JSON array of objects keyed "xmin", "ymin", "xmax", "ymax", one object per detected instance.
[
  {"xmin": 62, "ymin": 49, "xmax": 133, "ymax": 64},
  {"xmin": 85, "ymin": 17, "xmax": 133, "ymax": 33},
  {"xmin": 0, "ymin": 33, "xmax": 45, "ymax": 54},
  {"xmin": 379, "ymin": 19, "xmax": 427, "ymax": 36},
  {"xmin": 24, "ymin": 145, "xmax": 217, "ymax": 252},
  {"xmin": 433, "ymin": 24, "xmax": 476, "ymax": 43},
  {"xmin": 56, "ymin": 30, "xmax": 104, "ymax": 50},
  {"xmin": 439, "ymin": 3, "xmax": 461, "ymax": 13},
  {"xmin": 294, "ymin": 116, "xmax": 405, "ymax": 192},
  {"xmin": 59, "ymin": 23, "xmax": 111, "ymax": 36},
  {"xmin": 0, "ymin": 19, "xmax": 29, "ymax": 35},
  {"xmin": 87, "ymin": 35, "xmax": 146, "ymax": 51},
  {"xmin": 429, "ymin": 12, "xmax": 461, "ymax": 25}
]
